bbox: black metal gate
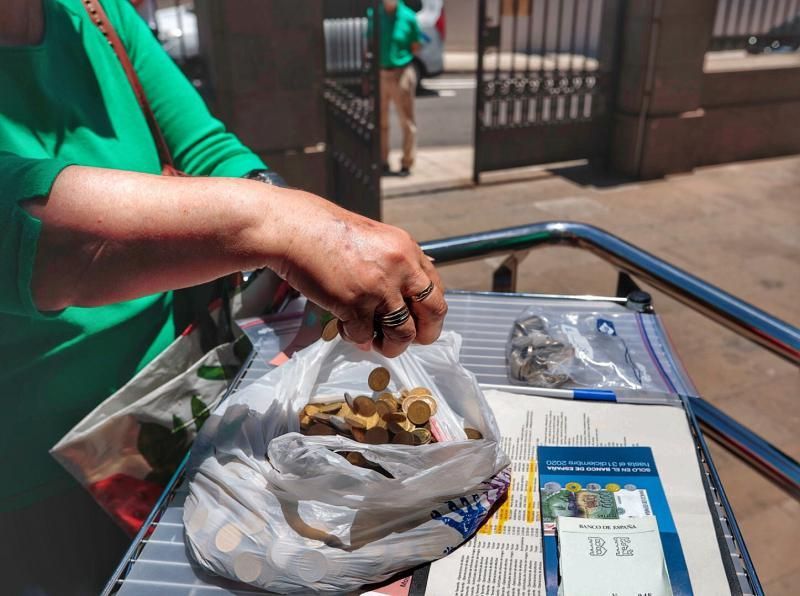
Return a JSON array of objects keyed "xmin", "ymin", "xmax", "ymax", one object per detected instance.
[
  {"xmin": 323, "ymin": 0, "xmax": 382, "ymax": 220},
  {"xmin": 474, "ymin": 0, "xmax": 623, "ymax": 182}
]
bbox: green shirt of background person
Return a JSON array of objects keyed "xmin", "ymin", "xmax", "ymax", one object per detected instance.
[
  {"xmin": 373, "ymin": 0, "xmax": 422, "ymax": 69},
  {"xmin": 2, "ymin": 0, "xmax": 447, "ymax": 592}
]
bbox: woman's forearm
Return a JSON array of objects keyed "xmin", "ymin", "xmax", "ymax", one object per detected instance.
[
  {"xmin": 26, "ymin": 165, "xmax": 288, "ymax": 310},
  {"xmin": 26, "ymin": 164, "xmax": 449, "ymax": 358}
]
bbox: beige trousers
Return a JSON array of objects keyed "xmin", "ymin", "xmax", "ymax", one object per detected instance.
[{"xmin": 380, "ymin": 64, "xmax": 417, "ymax": 169}]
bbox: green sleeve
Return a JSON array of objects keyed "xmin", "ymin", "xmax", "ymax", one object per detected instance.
[
  {"xmin": 105, "ymin": 0, "xmax": 266, "ymax": 177},
  {"xmin": 0, "ymin": 152, "xmax": 72, "ymax": 317}
]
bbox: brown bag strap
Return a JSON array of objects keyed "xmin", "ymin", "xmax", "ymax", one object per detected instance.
[{"xmin": 81, "ymin": 0, "xmax": 176, "ymax": 170}]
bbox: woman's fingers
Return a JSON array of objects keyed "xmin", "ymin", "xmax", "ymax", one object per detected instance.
[
  {"xmin": 373, "ymin": 299, "xmax": 417, "ymax": 358},
  {"xmin": 337, "ymin": 308, "xmax": 375, "ymax": 345},
  {"xmin": 408, "ymin": 258, "xmax": 447, "ymax": 345}
]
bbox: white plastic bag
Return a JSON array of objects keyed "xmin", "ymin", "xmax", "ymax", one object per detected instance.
[{"xmin": 184, "ymin": 331, "xmax": 510, "ymax": 593}]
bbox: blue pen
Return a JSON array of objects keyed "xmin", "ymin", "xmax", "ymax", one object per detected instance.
[{"xmin": 481, "ymin": 384, "xmax": 617, "ymax": 402}]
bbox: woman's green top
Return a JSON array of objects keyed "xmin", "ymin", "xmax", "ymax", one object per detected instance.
[{"xmin": 0, "ymin": 0, "xmax": 265, "ymax": 511}]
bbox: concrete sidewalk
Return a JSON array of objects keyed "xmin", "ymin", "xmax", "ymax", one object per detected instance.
[{"xmin": 383, "ymin": 152, "xmax": 800, "ymax": 595}]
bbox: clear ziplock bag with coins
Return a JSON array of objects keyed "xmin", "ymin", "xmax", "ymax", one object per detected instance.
[
  {"xmin": 183, "ymin": 331, "xmax": 510, "ymax": 593},
  {"xmin": 506, "ymin": 305, "xmax": 672, "ymax": 391}
]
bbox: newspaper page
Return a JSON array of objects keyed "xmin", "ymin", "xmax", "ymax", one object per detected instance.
[{"xmin": 423, "ymin": 390, "xmax": 730, "ymax": 596}]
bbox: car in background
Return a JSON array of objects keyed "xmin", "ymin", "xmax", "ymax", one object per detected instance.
[
  {"xmin": 410, "ymin": 0, "xmax": 446, "ymax": 82},
  {"xmin": 153, "ymin": 3, "xmax": 199, "ymax": 64}
]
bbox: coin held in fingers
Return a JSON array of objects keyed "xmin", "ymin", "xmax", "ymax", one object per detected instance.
[{"xmin": 321, "ymin": 318, "xmax": 339, "ymax": 341}]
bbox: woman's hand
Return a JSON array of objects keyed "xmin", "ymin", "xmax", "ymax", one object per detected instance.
[
  {"xmin": 29, "ymin": 167, "xmax": 447, "ymax": 357},
  {"xmin": 261, "ymin": 191, "xmax": 447, "ymax": 358}
]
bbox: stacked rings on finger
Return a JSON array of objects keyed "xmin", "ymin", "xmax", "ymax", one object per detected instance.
[
  {"xmin": 376, "ymin": 305, "xmax": 411, "ymax": 328},
  {"xmin": 411, "ymin": 280, "xmax": 435, "ymax": 303}
]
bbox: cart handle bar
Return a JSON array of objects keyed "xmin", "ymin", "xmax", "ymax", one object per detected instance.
[{"xmin": 419, "ymin": 221, "xmax": 800, "ymax": 366}]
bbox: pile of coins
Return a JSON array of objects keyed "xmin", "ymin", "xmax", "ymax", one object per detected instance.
[{"xmin": 298, "ymin": 366, "xmax": 483, "ymax": 470}]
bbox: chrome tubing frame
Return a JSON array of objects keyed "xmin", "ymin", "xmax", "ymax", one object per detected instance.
[
  {"xmin": 420, "ymin": 221, "xmax": 800, "ymax": 364},
  {"xmin": 420, "ymin": 221, "xmax": 800, "ymax": 498}
]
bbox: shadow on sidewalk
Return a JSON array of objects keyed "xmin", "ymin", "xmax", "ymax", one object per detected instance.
[
  {"xmin": 547, "ymin": 163, "xmax": 637, "ymax": 189},
  {"xmin": 382, "ymin": 146, "xmax": 639, "ymax": 200}
]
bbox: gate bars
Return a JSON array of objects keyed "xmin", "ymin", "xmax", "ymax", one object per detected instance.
[
  {"xmin": 323, "ymin": 0, "xmax": 383, "ymax": 220},
  {"xmin": 474, "ymin": 0, "xmax": 624, "ymax": 182}
]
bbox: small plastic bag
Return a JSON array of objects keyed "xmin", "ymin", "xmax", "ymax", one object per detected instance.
[
  {"xmin": 506, "ymin": 307, "xmax": 667, "ymax": 391},
  {"xmin": 184, "ymin": 331, "xmax": 510, "ymax": 593}
]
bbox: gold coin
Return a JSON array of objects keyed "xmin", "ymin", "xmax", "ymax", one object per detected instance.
[
  {"xmin": 389, "ymin": 418, "xmax": 414, "ymax": 433},
  {"xmin": 464, "ymin": 427, "xmax": 483, "ymax": 440},
  {"xmin": 307, "ymin": 423, "xmax": 335, "ymax": 436},
  {"xmin": 338, "ymin": 402, "xmax": 354, "ymax": 419},
  {"xmin": 321, "ymin": 318, "xmax": 339, "ymax": 341},
  {"xmin": 375, "ymin": 400, "xmax": 392, "ymax": 418},
  {"xmin": 316, "ymin": 401, "xmax": 344, "ymax": 414},
  {"xmin": 345, "ymin": 415, "xmax": 367, "ymax": 430},
  {"xmin": 392, "ymin": 430, "xmax": 415, "ymax": 445},
  {"xmin": 406, "ymin": 400, "xmax": 431, "ymax": 426},
  {"xmin": 402, "ymin": 395, "xmax": 438, "ymax": 417},
  {"xmin": 215, "ymin": 523, "xmax": 242, "ymax": 553},
  {"xmin": 377, "ymin": 393, "xmax": 399, "ymax": 410},
  {"xmin": 364, "ymin": 427, "xmax": 389, "ymax": 445},
  {"xmin": 346, "ymin": 451, "xmax": 369, "ymax": 467},
  {"xmin": 368, "ymin": 367, "xmax": 391, "ymax": 392},
  {"xmin": 303, "ymin": 404, "xmax": 320, "ymax": 416},
  {"xmin": 412, "ymin": 428, "xmax": 432, "ymax": 445},
  {"xmin": 353, "ymin": 396, "xmax": 377, "ymax": 417},
  {"xmin": 299, "ymin": 414, "xmax": 312, "ymax": 429},
  {"xmin": 409, "ymin": 387, "xmax": 433, "ymax": 398},
  {"xmin": 388, "ymin": 420, "xmax": 406, "ymax": 434},
  {"xmin": 383, "ymin": 412, "xmax": 407, "ymax": 423},
  {"xmin": 363, "ymin": 412, "xmax": 382, "ymax": 430}
]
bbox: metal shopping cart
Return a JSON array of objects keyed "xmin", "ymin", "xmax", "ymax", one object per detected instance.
[{"xmin": 103, "ymin": 222, "xmax": 799, "ymax": 596}]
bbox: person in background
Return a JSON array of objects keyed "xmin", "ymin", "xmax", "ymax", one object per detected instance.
[
  {"xmin": 0, "ymin": 0, "xmax": 446, "ymax": 593},
  {"xmin": 377, "ymin": 0, "xmax": 422, "ymax": 177}
]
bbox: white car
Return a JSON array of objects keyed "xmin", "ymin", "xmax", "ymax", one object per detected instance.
[
  {"xmin": 153, "ymin": 4, "xmax": 198, "ymax": 64},
  {"xmin": 411, "ymin": 0, "xmax": 446, "ymax": 80}
]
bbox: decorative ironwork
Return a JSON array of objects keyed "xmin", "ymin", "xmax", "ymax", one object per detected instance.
[
  {"xmin": 473, "ymin": 0, "xmax": 623, "ymax": 182},
  {"xmin": 710, "ymin": 0, "xmax": 800, "ymax": 53},
  {"xmin": 323, "ymin": 0, "xmax": 382, "ymax": 220}
]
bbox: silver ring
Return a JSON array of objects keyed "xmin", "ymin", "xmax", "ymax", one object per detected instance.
[
  {"xmin": 411, "ymin": 281, "xmax": 435, "ymax": 302},
  {"xmin": 375, "ymin": 305, "xmax": 411, "ymax": 328}
]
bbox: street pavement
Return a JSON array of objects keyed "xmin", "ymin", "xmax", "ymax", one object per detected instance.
[
  {"xmin": 387, "ymin": 74, "xmax": 476, "ymax": 151},
  {"xmin": 383, "ymin": 153, "xmax": 800, "ymax": 595}
]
